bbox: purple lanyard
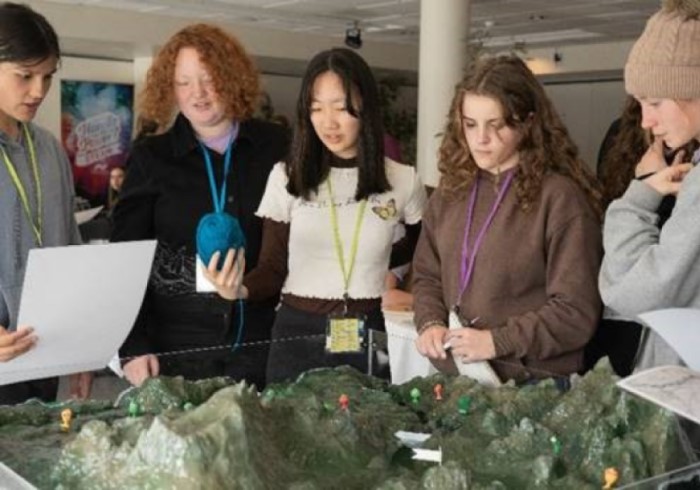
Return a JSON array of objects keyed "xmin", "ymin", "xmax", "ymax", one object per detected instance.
[{"xmin": 457, "ymin": 170, "xmax": 515, "ymax": 304}]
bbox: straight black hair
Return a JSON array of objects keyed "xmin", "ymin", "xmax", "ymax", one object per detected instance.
[
  {"xmin": 287, "ymin": 47, "xmax": 389, "ymax": 201},
  {"xmin": 0, "ymin": 2, "xmax": 60, "ymax": 64}
]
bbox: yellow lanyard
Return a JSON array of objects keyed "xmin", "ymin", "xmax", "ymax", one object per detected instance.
[
  {"xmin": 1, "ymin": 124, "xmax": 42, "ymax": 246},
  {"xmin": 327, "ymin": 178, "xmax": 366, "ymax": 300}
]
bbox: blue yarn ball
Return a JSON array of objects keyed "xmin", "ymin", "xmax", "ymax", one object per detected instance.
[{"xmin": 196, "ymin": 212, "xmax": 246, "ymax": 270}]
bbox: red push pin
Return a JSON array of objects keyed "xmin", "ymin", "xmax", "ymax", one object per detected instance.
[
  {"xmin": 434, "ymin": 383, "xmax": 444, "ymax": 401},
  {"xmin": 338, "ymin": 393, "xmax": 350, "ymax": 411}
]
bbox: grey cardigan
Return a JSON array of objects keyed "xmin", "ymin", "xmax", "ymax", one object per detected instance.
[
  {"xmin": 600, "ymin": 156, "xmax": 700, "ymax": 370},
  {"xmin": 0, "ymin": 122, "xmax": 81, "ymax": 330}
]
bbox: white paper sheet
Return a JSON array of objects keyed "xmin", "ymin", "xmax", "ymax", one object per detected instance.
[
  {"xmin": 384, "ymin": 309, "xmax": 437, "ymax": 384},
  {"xmin": 617, "ymin": 365, "xmax": 700, "ymax": 426},
  {"xmin": 0, "ymin": 240, "xmax": 156, "ymax": 386},
  {"xmin": 412, "ymin": 447, "xmax": 442, "ymax": 464},
  {"xmin": 638, "ymin": 308, "xmax": 700, "ymax": 370},
  {"xmin": 0, "ymin": 462, "xmax": 36, "ymax": 490},
  {"xmin": 74, "ymin": 205, "xmax": 104, "ymax": 225},
  {"xmin": 195, "ymin": 256, "xmax": 216, "ymax": 293},
  {"xmin": 394, "ymin": 430, "xmax": 431, "ymax": 448}
]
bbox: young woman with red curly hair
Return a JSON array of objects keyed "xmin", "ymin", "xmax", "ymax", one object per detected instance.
[
  {"xmin": 112, "ymin": 24, "xmax": 288, "ymax": 389},
  {"xmin": 413, "ymin": 55, "xmax": 603, "ymax": 386}
]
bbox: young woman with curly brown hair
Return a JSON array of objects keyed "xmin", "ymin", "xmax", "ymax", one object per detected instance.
[
  {"xmin": 413, "ymin": 55, "xmax": 603, "ymax": 386},
  {"xmin": 111, "ymin": 24, "xmax": 288, "ymax": 389}
]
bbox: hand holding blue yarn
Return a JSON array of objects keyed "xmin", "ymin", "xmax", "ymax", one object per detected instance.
[{"xmin": 196, "ymin": 212, "xmax": 246, "ymax": 270}]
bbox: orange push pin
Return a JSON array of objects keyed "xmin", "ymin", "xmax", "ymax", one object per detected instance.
[
  {"xmin": 338, "ymin": 394, "xmax": 349, "ymax": 411},
  {"xmin": 60, "ymin": 408, "xmax": 73, "ymax": 432},
  {"xmin": 433, "ymin": 383, "xmax": 443, "ymax": 401},
  {"xmin": 603, "ymin": 467, "xmax": 619, "ymax": 489}
]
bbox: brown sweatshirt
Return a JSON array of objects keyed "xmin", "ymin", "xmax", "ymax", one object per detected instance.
[{"xmin": 412, "ymin": 171, "xmax": 602, "ymax": 383}]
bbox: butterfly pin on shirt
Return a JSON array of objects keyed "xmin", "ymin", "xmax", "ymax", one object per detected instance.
[{"xmin": 372, "ymin": 198, "xmax": 397, "ymax": 220}]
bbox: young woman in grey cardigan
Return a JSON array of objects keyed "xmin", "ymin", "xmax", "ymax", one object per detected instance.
[
  {"xmin": 0, "ymin": 3, "xmax": 83, "ymax": 403},
  {"xmin": 600, "ymin": 0, "xmax": 700, "ymax": 371}
]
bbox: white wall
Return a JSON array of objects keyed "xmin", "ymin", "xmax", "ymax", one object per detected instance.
[
  {"xmin": 259, "ymin": 74, "xmax": 302, "ymax": 122},
  {"xmin": 543, "ymin": 79, "xmax": 627, "ymax": 171}
]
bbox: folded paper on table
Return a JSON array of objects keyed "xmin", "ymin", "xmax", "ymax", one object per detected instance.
[
  {"xmin": 384, "ymin": 309, "xmax": 437, "ymax": 384},
  {"xmin": 0, "ymin": 240, "xmax": 156, "ymax": 386}
]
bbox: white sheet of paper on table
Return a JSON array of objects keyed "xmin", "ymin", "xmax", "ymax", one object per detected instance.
[
  {"xmin": 73, "ymin": 205, "xmax": 104, "ymax": 225},
  {"xmin": 0, "ymin": 240, "xmax": 156, "ymax": 386},
  {"xmin": 0, "ymin": 462, "xmax": 36, "ymax": 489},
  {"xmin": 412, "ymin": 447, "xmax": 442, "ymax": 464},
  {"xmin": 394, "ymin": 430, "xmax": 431, "ymax": 448},
  {"xmin": 638, "ymin": 308, "xmax": 700, "ymax": 371},
  {"xmin": 617, "ymin": 365, "xmax": 700, "ymax": 426}
]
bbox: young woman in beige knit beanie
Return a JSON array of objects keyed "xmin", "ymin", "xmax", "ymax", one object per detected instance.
[{"xmin": 600, "ymin": 0, "xmax": 700, "ymax": 371}]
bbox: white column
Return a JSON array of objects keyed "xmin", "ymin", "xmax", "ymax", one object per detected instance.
[{"xmin": 416, "ymin": 0, "xmax": 471, "ymax": 187}]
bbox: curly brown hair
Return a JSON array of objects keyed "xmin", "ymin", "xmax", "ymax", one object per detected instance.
[
  {"xmin": 438, "ymin": 55, "xmax": 602, "ymax": 217},
  {"xmin": 139, "ymin": 23, "xmax": 260, "ymax": 131},
  {"xmin": 598, "ymin": 96, "xmax": 648, "ymax": 207},
  {"xmin": 598, "ymin": 96, "xmax": 699, "ymax": 208}
]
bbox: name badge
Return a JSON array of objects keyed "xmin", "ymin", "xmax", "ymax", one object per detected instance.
[{"xmin": 326, "ymin": 315, "xmax": 365, "ymax": 354}]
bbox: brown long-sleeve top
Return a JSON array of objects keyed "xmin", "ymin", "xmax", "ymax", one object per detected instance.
[{"xmin": 412, "ymin": 170, "xmax": 602, "ymax": 383}]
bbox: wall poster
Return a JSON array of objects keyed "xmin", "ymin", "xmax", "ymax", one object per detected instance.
[{"xmin": 60, "ymin": 81, "xmax": 134, "ymax": 205}]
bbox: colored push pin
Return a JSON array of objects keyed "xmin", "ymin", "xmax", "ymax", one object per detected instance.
[
  {"xmin": 433, "ymin": 384, "xmax": 444, "ymax": 401},
  {"xmin": 410, "ymin": 388, "xmax": 421, "ymax": 405},
  {"xmin": 128, "ymin": 400, "xmax": 140, "ymax": 417},
  {"xmin": 603, "ymin": 467, "xmax": 619, "ymax": 489},
  {"xmin": 60, "ymin": 408, "xmax": 73, "ymax": 432},
  {"xmin": 457, "ymin": 395, "xmax": 471, "ymax": 415},
  {"xmin": 549, "ymin": 435, "xmax": 562, "ymax": 456},
  {"xmin": 338, "ymin": 394, "xmax": 350, "ymax": 411}
]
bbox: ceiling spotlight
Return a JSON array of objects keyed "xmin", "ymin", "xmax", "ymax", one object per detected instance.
[{"xmin": 345, "ymin": 22, "xmax": 362, "ymax": 49}]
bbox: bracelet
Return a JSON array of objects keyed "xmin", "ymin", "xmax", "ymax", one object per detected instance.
[
  {"xmin": 636, "ymin": 171, "xmax": 657, "ymax": 181},
  {"xmin": 417, "ymin": 320, "xmax": 447, "ymax": 336}
]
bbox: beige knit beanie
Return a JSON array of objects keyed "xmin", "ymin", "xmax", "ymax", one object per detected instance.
[{"xmin": 625, "ymin": 0, "xmax": 700, "ymax": 99}]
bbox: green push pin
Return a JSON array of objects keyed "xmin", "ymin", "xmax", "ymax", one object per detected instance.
[
  {"xmin": 183, "ymin": 402, "xmax": 194, "ymax": 411},
  {"xmin": 549, "ymin": 435, "xmax": 562, "ymax": 456},
  {"xmin": 457, "ymin": 395, "xmax": 472, "ymax": 415},
  {"xmin": 128, "ymin": 400, "xmax": 140, "ymax": 417},
  {"xmin": 410, "ymin": 388, "xmax": 421, "ymax": 404}
]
